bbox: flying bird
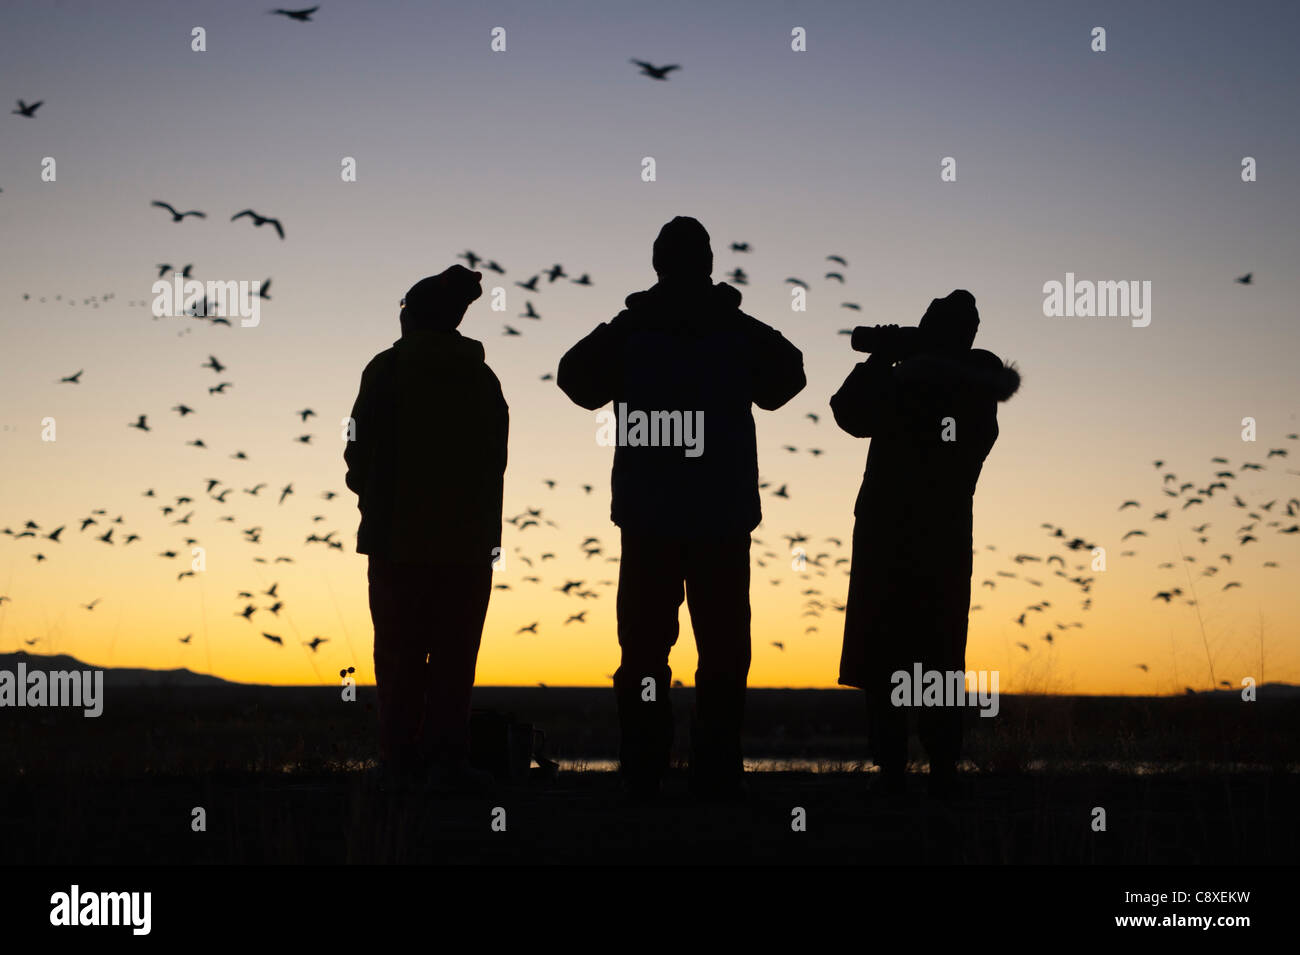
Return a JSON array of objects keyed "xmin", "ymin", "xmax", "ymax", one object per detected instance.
[
  {"xmin": 231, "ymin": 209, "xmax": 285, "ymax": 239},
  {"xmin": 630, "ymin": 59, "xmax": 680, "ymax": 80},
  {"xmin": 151, "ymin": 200, "xmax": 206, "ymax": 222},
  {"xmin": 270, "ymin": 6, "xmax": 319, "ymax": 22},
  {"xmin": 12, "ymin": 99, "xmax": 43, "ymax": 117}
]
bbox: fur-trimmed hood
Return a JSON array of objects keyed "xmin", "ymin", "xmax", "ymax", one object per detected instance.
[{"xmin": 896, "ymin": 348, "xmax": 1021, "ymax": 402}]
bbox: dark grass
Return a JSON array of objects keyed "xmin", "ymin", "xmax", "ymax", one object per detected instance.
[{"xmin": 2, "ymin": 686, "xmax": 1297, "ymax": 864}]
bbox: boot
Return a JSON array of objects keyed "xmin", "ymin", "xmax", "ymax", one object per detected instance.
[
  {"xmin": 689, "ymin": 674, "xmax": 747, "ymax": 801},
  {"xmin": 614, "ymin": 666, "xmax": 674, "ymax": 798}
]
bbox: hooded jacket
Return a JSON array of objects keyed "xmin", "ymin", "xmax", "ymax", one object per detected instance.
[
  {"xmin": 344, "ymin": 327, "xmax": 508, "ymax": 564},
  {"xmin": 558, "ymin": 279, "xmax": 805, "ymax": 534},
  {"xmin": 830, "ymin": 346, "xmax": 1020, "ymax": 688}
]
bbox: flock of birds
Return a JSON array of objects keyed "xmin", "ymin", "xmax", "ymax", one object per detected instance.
[{"xmin": 990, "ymin": 442, "xmax": 1297, "ymax": 678}]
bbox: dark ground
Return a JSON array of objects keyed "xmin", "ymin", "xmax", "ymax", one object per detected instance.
[{"xmin": 2, "ymin": 685, "xmax": 1297, "ymax": 864}]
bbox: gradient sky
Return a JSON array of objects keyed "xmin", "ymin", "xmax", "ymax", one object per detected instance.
[{"xmin": 2, "ymin": 0, "xmax": 1298, "ymax": 692}]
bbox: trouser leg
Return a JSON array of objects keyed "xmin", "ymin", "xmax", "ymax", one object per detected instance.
[
  {"xmin": 420, "ymin": 561, "xmax": 493, "ymax": 766},
  {"xmin": 685, "ymin": 532, "xmax": 752, "ymax": 792},
  {"xmin": 614, "ymin": 530, "xmax": 683, "ymax": 790},
  {"xmin": 369, "ymin": 557, "xmax": 426, "ymax": 774}
]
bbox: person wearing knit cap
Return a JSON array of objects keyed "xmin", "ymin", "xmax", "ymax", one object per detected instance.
[
  {"xmin": 345, "ymin": 264, "xmax": 508, "ymax": 793},
  {"xmin": 558, "ymin": 216, "xmax": 807, "ymax": 802}
]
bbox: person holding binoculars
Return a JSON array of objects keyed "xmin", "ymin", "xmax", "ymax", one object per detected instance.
[{"xmin": 831, "ymin": 290, "xmax": 1021, "ymax": 802}]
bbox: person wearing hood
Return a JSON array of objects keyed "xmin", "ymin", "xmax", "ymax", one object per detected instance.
[
  {"xmin": 558, "ymin": 216, "xmax": 806, "ymax": 800},
  {"xmin": 830, "ymin": 289, "xmax": 1020, "ymax": 801},
  {"xmin": 344, "ymin": 264, "xmax": 508, "ymax": 791}
]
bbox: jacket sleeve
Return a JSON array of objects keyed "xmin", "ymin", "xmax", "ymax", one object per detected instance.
[
  {"xmin": 746, "ymin": 318, "xmax": 807, "ymax": 411},
  {"xmin": 830, "ymin": 353, "xmax": 898, "ymax": 438},
  {"xmin": 557, "ymin": 318, "xmax": 624, "ymax": 410},
  {"xmin": 343, "ymin": 358, "xmax": 381, "ymax": 499}
]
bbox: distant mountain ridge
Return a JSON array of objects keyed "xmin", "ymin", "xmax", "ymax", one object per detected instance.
[{"xmin": 0, "ymin": 651, "xmax": 237, "ymax": 688}]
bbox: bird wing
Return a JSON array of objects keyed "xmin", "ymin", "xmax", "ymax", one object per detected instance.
[
  {"xmin": 152, "ymin": 201, "xmax": 178, "ymax": 214},
  {"xmin": 231, "ymin": 209, "xmax": 254, "ymax": 221}
]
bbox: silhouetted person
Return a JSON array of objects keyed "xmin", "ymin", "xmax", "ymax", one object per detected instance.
[
  {"xmin": 558, "ymin": 216, "xmax": 806, "ymax": 800},
  {"xmin": 344, "ymin": 265, "xmax": 508, "ymax": 791},
  {"xmin": 830, "ymin": 290, "xmax": 1019, "ymax": 800}
]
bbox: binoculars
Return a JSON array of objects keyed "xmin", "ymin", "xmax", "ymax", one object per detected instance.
[{"xmin": 849, "ymin": 324, "xmax": 925, "ymax": 360}]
